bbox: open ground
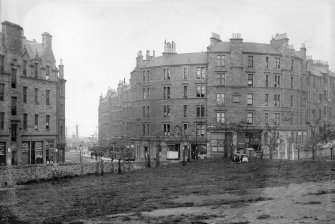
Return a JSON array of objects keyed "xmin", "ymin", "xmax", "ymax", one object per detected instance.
[{"xmin": 0, "ymin": 158, "xmax": 334, "ymax": 224}]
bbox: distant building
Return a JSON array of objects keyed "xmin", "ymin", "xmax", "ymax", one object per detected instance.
[
  {"xmin": 0, "ymin": 21, "xmax": 66, "ymax": 166},
  {"xmin": 98, "ymin": 33, "xmax": 335, "ymax": 160},
  {"xmin": 76, "ymin": 124, "xmax": 79, "ymax": 139}
]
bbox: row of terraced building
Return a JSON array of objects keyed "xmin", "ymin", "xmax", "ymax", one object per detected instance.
[{"xmin": 98, "ymin": 33, "xmax": 335, "ymax": 161}]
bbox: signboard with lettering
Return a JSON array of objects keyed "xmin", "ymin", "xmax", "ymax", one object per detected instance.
[
  {"xmin": 22, "ymin": 142, "xmax": 29, "ymax": 153},
  {"xmin": 0, "ymin": 143, "xmax": 5, "ymax": 156}
]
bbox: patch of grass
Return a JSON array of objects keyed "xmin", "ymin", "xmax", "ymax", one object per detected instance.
[{"xmin": 1, "ymin": 158, "xmax": 334, "ymax": 223}]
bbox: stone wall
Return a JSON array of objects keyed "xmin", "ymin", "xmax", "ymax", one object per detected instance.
[{"xmin": 0, "ymin": 160, "xmax": 170, "ymax": 188}]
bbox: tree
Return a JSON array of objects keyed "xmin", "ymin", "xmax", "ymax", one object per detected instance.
[
  {"xmin": 264, "ymin": 119, "xmax": 280, "ymax": 160},
  {"xmin": 306, "ymin": 119, "xmax": 321, "ymax": 160},
  {"xmin": 172, "ymin": 125, "xmax": 190, "ymax": 166},
  {"xmin": 153, "ymin": 132, "xmax": 164, "ymax": 167}
]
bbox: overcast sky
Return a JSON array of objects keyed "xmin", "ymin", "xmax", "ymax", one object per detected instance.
[{"xmin": 1, "ymin": 0, "xmax": 334, "ymax": 137}]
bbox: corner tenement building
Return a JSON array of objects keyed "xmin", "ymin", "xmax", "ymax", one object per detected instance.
[
  {"xmin": 99, "ymin": 33, "xmax": 335, "ymax": 160},
  {"xmin": 0, "ymin": 21, "xmax": 66, "ymax": 166}
]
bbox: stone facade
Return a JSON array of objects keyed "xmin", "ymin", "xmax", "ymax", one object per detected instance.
[
  {"xmin": 99, "ymin": 33, "xmax": 335, "ymax": 160},
  {"xmin": 0, "ymin": 21, "xmax": 66, "ymax": 166}
]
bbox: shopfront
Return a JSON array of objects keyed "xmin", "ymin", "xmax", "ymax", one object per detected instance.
[
  {"xmin": 167, "ymin": 144, "xmax": 180, "ymax": 160},
  {"xmin": 0, "ymin": 142, "xmax": 6, "ymax": 166}
]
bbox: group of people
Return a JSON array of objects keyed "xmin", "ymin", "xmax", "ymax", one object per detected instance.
[{"xmin": 232, "ymin": 152, "xmax": 249, "ymax": 164}]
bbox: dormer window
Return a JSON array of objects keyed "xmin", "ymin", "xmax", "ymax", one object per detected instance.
[{"xmin": 46, "ymin": 65, "xmax": 50, "ymax": 80}]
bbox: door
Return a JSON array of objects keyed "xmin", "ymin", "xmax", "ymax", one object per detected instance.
[{"xmin": 224, "ymin": 132, "xmax": 233, "ymax": 158}]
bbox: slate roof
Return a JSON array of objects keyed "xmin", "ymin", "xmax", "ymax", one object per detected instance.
[
  {"xmin": 209, "ymin": 41, "xmax": 280, "ymax": 55},
  {"xmin": 142, "ymin": 52, "xmax": 207, "ymax": 68},
  {"xmin": 308, "ymin": 64, "xmax": 328, "ymax": 77}
]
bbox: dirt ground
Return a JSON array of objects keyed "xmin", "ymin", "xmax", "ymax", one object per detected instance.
[{"xmin": 0, "ymin": 158, "xmax": 334, "ymax": 224}]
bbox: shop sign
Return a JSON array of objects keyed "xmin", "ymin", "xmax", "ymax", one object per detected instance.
[
  {"xmin": 22, "ymin": 142, "xmax": 29, "ymax": 153},
  {"xmin": 0, "ymin": 143, "xmax": 5, "ymax": 156}
]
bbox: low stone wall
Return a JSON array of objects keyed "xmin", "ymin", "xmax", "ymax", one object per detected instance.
[{"xmin": 0, "ymin": 160, "xmax": 170, "ymax": 188}]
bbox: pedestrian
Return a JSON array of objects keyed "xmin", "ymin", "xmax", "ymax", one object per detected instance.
[{"xmin": 52, "ymin": 162, "xmax": 60, "ymax": 184}]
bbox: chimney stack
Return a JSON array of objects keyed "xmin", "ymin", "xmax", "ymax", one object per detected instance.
[
  {"xmin": 59, "ymin": 59, "xmax": 64, "ymax": 79},
  {"xmin": 42, "ymin": 32, "xmax": 52, "ymax": 49},
  {"xmin": 163, "ymin": 40, "xmax": 177, "ymax": 56}
]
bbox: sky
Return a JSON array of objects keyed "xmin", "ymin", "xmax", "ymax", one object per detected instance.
[{"xmin": 1, "ymin": 0, "xmax": 334, "ymax": 137}]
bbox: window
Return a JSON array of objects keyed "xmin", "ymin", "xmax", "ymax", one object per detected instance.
[
  {"xmin": 248, "ymin": 56, "xmax": 253, "ymax": 67},
  {"xmin": 291, "ymin": 59, "xmax": 294, "ymax": 70},
  {"xmin": 247, "ymin": 93, "xmax": 253, "ymax": 105},
  {"xmin": 216, "ymin": 93, "xmax": 225, "ymax": 106},
  {"xmin": 183, "ymin": 66, "xmax": 188, "ymax": 79},
  {"xmin": 217, "ymin": 72, "xmax": 226, "ymax": 86},
  {"xmin": 147, "ymin": 106, "xmax": 149, "ymax": 118},
  {"xmin": 233, "ymin": 95, "xmax": 240, "ymax": 103},
  {"xmin": 143, "ymin": 88, "xmax": 149, "ymax": 100},
  {"xmin": 60, "ymin": 104, "xmax": 63, "ymax": 117},
  {"xmin": 247, "ymin": 113, "xmax": 253, "ymax": 124},
  {"xmin": 216, "ymin": 112, "xmax": 225, "ymax": 123},
  {"xmin": 274, "ymin": 94, "xmax": 280, "ymax": 107},
  {"xmin": 34, "ymin": 114, "xmax": 39, "ymax": 130},
  {"xmin": 265, "ymin": 94, "xmax": 268, "ymax": 106},
  {"xmin": 163, "ymin": 105, "xmax": 170, "ymax": 117},
  {"xmin": 290, "ymin": 77, "xmax": 294, "ymax": 89},
  {"xmin": 46, "ymin": 90, "xmax": 50, "ymax": 105},
  {"xmin": 183, "ymin": 123, "xmax": 188, "ymax": 133},
  {"xmin": 0, "ymin": 83, "xmax": 4, "ymax": 101},
  {"xmin": 163, "ymin": 123, "xmax": 171, "ymax": 136},
  {"xmin": 265, "ymin": 75, "xmax": 269, "ymax": 87},
  {"xmin": 196, "ymin": 124, "xmax": 205, "ymax": 136},
  {"xmin": 163, "ymin": 68, "xmax": 171, "ymax": 80},
  {"xmin": 274, "ymin": 113, "xmax": 280, "ymax": 125},
  {"xmin": 34, "ymin": 63, "xmax": 38, "ymax": 78},
  {"xmin": 146, "ymin": 123, "xmax": 150, "ymax": 136},
  {"xmin": 46, "ymin": 65, "xmax": 50, "ymax": 80},
  {"xmin": 274, "ymin": 75, "xmax": 280, "ymax": 87},
  {"xmin": 163, "ymin": 86, "xmax": 171, "ymax": 99},
  {"xmin": 142, "ymin": 70, "xmax": 146, "ymax": 82},
  {"xmin": 0, "ymin": 55, "xmax": 4, "ymax": 71},
  {"xmin": 275, "ymin": 57, "xmax": 280, "ymax": 69},
  {"xmin": 142, "ymin": 124, "xmax": 146, "ymax": 136},
  {"xmin": 265, "ymin": 113, "xmax": 269, "ymax": 125},
  {"xmin": 183, "ymin": 105, "xmax": 187, "ymax": 117},
  {"xmin": 0, "ymin": 112, "xmax": 4, "ymax": 130},
  {"xmin": 46, "ymin": 115, "xmax": 50, "ymax": 130},
  {"xmin": 183, "ymin": 86, "xmax": 187, "ymax": 98},
  {"xmin": 11, "ymin": 124, "xmax": 17, "ymax": 142},
  {"xmin": 265, "ymin": 57, "xmax": 269, "ymax": 68},
  {"xmin": 34, "ymin": 88, "xmax": 39, "ymax": 104},
  {"xmin": 248, "ymin": 74, "xmax": 253, "ymax": 86},
  {"xmin": 196, "ymin": 85, "xmax": 206, "ymax": 98},
  {"xmin": 196, "ymin": 105, "xmax": 205, "ymax": 117},
  {"xmin": 142, "ymin": 106, "xmax": 146, "ymax": 118},
  {"xmin": 217, "ymin": 55, "xmax": 226, "ymax": 67},
  {"xmin": 290, "ymin": 95, "xmax": 293, "ymax": 107},
  {"xmin": 196, "ymin": 67, "xmax": 205, "ymax": 79},
  {"xmin": 11, "ymin": 68, "xmax": 17, "ymax": 88},
  {"xmin": 23, "ymin": 114, "xmax": 28, "ymax": 130},
  {"xmin": 11, "ymin": 97, "xmax": 17, "ymax": 115},
  {"xmin": 23, "ymin": 87, "xmax": 27, "ymax": 103},
  {"xmin": 147, "ymin": 70, "xmax": 150, "ymax": 81},
  {"xmin": 22, "ymin": 60, "xmax": 28, "ymax": 76}
]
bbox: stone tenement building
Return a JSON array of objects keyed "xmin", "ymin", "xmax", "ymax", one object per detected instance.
[
  {"xmin": 0, "ymin": 21, "xmax": 66, "ymax": 166},
  {"xmin": 99, "ymin": 33, "xmax": 335, "ymax": 160}
]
